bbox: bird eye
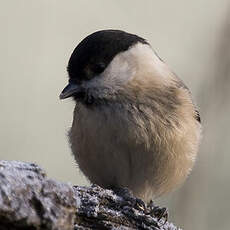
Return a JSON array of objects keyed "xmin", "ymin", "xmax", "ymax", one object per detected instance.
[
  {"xmin": 93, "ymin": 62, "xmax": 106, "ymax": 74},
  {"xmin": 69, "ymin": 78, "xmax": 82, "ymax": 85}
]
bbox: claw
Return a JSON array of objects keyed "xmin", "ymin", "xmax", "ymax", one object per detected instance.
[
  {"xmin": 153, "ymin": 207, "xmax": 168, "ymax": 222},
  {"xmin": 146, "ymin": 200, "xmax": 168, "ymax": 225},
  {"xmin": 112, "ymin": 187, "xmax": 147, "ymax": 212},
  {"xmin": 135, "ymin": 198, "xmax": 146, "ymax": 211}
]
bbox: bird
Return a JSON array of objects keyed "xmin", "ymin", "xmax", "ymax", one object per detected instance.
[{"xmin": 60, "ymin": 30, "xmax": 201, "ymax": 203}]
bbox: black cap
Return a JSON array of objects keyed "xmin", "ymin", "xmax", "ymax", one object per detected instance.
[{"xmin": 67, "ymin": 30, "xmax": 148, "ymax": 82}]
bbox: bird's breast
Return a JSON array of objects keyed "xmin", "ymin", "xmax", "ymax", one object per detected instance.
[{"xmin": 69, "ymin": 94, "xmax": 201, "ymax": 201}]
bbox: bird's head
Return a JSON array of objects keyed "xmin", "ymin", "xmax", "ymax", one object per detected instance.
[{"xmin": 60, "ymin": 30, "xmax": 168, "ymax": 105}]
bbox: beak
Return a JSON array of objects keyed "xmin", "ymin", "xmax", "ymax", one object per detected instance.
[{"xmin": 59, "ymin": 83, "xmax": 83, "ymax": 100}]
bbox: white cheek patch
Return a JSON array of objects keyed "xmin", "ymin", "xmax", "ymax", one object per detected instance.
[
  {"xmin": 83, "ymin": 48, "xmax": 137, "ymax": 90},
  {"xmin": 82, "ymin": 42, "xmax": 168, "ymax": 90},
  {"xmin": 103, "ymin": 53, "xmax": 136, "ymax": 85}
]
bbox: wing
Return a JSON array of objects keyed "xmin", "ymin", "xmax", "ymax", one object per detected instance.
[{"xmin": 173, "ymin": 73, "xmax": 201, "ymax": 123}]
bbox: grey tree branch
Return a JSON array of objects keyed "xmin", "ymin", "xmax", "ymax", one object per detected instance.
[{"xmin": 0, "ymin": 160, "xmax": 181, "ymax": 230}]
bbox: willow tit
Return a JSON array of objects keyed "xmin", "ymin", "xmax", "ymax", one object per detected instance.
[{"xmin": 60, "ymin": 30, "xmax": 201, "ymax": 202}]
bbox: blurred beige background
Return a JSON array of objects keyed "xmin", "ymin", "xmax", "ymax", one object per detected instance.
[{"xmin": 1, "ymin": 0, "xmax": 230, "ymax": 229}]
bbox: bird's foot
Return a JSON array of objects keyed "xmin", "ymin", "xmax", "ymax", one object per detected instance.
[
  {"xmin": 112, "ymin": 187, "xmax": 146, "ymax": 211},
  {"xmin": 146, "ymin": 200, "xmax": 168, "ymax": 224}
]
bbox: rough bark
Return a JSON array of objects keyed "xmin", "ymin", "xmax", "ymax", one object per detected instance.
[{"xmin": 0, "ymin": 160, "xmax": 181, "ymax": 230}]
